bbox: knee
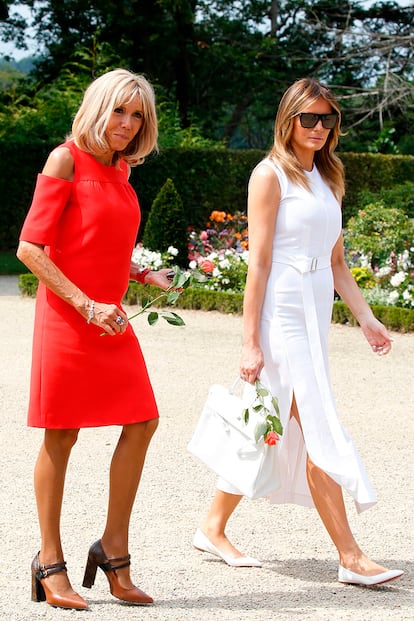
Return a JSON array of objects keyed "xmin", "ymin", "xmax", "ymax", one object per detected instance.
[
  {"xmin": 139, "ymin": 418, "xmax": 159, "ymax": 441},
  {"xmin": 44, "ymin": 428, "xmax": 80, "ymax": 454},
  {"xmin": 122, "ymin": 418, "xmax": 158, "ymax": 443}
]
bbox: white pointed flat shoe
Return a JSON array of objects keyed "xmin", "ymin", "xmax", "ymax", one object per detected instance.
[
  {"xmin": 192, "ymin": 529, "xmax": 262, "ymax": 567},
  {"xmin": 338, "ymin": 565, "xmax": 404, "ymax": 586}
]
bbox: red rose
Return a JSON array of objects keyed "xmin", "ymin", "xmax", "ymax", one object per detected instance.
[
  {"xmin": 200, "ymin": 259, "xmax": 214, "ymax": 273},
  {"xmin": 264, "ymin": 431, "xmax": 279, "ymax": 446}
]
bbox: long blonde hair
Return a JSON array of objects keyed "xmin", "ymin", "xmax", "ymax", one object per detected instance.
[
  {"xmin": 269, "ymin": 78, "xmax": 345, "ymax": 201},
  {"xmin": 70, "ymin": 69, "xmax": 158, "ymax": 166}
]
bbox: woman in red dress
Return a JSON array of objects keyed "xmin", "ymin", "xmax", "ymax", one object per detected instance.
[{"xmin": 17, "ymin": 69, "xmax": 171, "ymax": 609}]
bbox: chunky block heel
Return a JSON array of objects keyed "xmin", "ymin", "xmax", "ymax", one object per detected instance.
[
  {"xmin": 30, "ymin": 553, "xmax": 88, "ymax": 610},
  {"xmin": 82, "ymin": 551, "xmax": 98, "ymax": 588},
  {"xmin": 31, "ymin": 558, "xmax": 46, "ymax": 602},
  {"xmin": 83, "ymin": 539, "xmax": 153, "ymax": 604}
]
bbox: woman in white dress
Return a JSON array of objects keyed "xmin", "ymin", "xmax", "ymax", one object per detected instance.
[{"xmin": 192, "ymin": 78, "xmax": 403, "ymax": 586}]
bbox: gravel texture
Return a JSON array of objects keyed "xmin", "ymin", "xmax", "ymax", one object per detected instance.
[{"xmin": 0, "ymin": 276, "xmax": 412, "ymax": 620}]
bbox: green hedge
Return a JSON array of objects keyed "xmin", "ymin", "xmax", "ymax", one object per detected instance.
[
  {"xmin": 2, "ymin": 142, "xmax": 414, "ymax": 251},
  {"xmin": 331, "ymin": 301, "xmax": 414, "ymax": 332},
  {"xmin": 18, "ymin": 275, "xmax": 414, "ymax": 332}
]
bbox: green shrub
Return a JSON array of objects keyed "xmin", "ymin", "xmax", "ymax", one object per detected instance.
[
  {"xmin": 344, "ymin": 202, "xmax": 414, "ymax": 267},
  {"xmin": 142, "ymin": 178, "xmax": 188, "ymax": 267},
  {"xmin": 0, "ymin": 252, "xmax": 27, "ymax": 274},
  {"xmin": 18, "ymin": 272, "xmax": 39, "ymax": 296},
  {"xmin": 339, "ymin": 153, "xmax": 414, "ymax": 222},
  {"xmin": 357, "ymin": 181, "xmax": 414, "ymax": 218},
  {"xmin": 331, "ymin": 301, "xmax": 414, "ymax": 332}
]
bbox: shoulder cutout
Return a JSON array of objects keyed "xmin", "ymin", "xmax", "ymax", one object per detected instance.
[{"xmin": 42, "ymin": 147, "xmax": 74, "ymax": 181}]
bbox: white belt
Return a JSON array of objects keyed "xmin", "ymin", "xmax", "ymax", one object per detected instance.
[{"xmin": 272, "ymin": 252, "xmax": 331, "ymax": 274}]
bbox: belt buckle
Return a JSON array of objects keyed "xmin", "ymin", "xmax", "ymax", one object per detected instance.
[{"xmin": 310, "ymin": 257, "xmax": 318, "ymax": 272}]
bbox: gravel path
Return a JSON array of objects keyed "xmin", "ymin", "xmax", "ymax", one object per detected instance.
[{"xmin": 1, "ymin": 277, "xmax": 413, "ymax": 620}]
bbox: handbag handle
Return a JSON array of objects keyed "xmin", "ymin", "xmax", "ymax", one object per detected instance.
[{"xmin": 229, "ymin": 377, "xmax": 259, "ymax": 409}]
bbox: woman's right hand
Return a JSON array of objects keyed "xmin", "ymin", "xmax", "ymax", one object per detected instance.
[
  {"xmin": 240, "ymin": 343, "xmax": 264, "ymax": 384},
  {"xmin": 89, "ymin": 302, "xmax": 129, "ymax": 336}
]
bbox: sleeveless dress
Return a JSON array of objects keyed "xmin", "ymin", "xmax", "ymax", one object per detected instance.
[
  {"xmin": 218, "ymin": 158, "xmax": 376, "ymax": 513},
  {"xmin": 19, "ymin": 141, "xmax": 159, "ymax": 429}
]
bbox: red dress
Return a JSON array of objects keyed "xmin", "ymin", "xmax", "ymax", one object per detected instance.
[{"xmin": 19, "ymin": 141, "xmax": 159, "ymax": 428}]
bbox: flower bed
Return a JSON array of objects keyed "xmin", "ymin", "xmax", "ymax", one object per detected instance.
[{"xmin": 16, "ymin": 209, "xmax": 414, "ymax": 331}]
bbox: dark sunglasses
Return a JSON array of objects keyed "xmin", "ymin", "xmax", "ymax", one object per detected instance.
[{"xmin": 298, "ymin": 112, "xmax": 338, "ymax": 129}]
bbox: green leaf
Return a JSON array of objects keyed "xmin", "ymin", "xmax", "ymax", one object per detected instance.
[
  {"xmin": 274, "ymin": 420, "xmax": 283, "ymax": 435},
  {"xmin": 256, "ymin": 387, "xmax": 268, "ymax": 397},
  {"xmin": 175, "ymin": 272, "xmax": 190, "ymax": 288},
  {"xmin": 192, "ymin": 270, "xmax": 208, "ymax": 283},
  {"xmin": 252, "ymin": 405, "xmax": 263, "ymax": 412},
  {"xmin": 268, "ymin": 415, "xmax": 283, "ymax": 435},
  {"xmin": 148, "ymin": 312, "xmax": 159, "ymax": 325},
  {"xmin": 182, "ymin": 277, "xmax": 193, "ymax": 289},
  {"xmin": 271, "ymin": 396, "xmax": 280, "ymax": 415},
  {"xmin": 162, "ymin": 312, "xmax": 185, "ymax": 326},
  {"xmin": 254, "ymin": 421, "xmax": 268, "ymax": 443},
  {"xmin": 243, "ymin": 408, "xmax": 249, "ymax": 424},
  {"xmin": 167, "ymin": 291, "xmax": 180, "ymax": 303}
]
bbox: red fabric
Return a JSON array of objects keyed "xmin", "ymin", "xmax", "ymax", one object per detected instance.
[{"xmin": 20, "ymin": 141, "xmax": 159, "ymax": 428}]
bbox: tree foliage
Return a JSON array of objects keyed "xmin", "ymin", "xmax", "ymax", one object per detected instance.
[{"xmin": 1, "ymin": 0, "xmax": 414, "ymax": 151}]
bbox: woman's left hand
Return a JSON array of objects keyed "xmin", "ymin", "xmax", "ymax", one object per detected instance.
[
  {"xmin": 359, "ymin": 315, "xmax": 393, "ymax": 356},
  {"xmin": 146, "ymin": 268, "xmax": 176, "ymax": 291}
]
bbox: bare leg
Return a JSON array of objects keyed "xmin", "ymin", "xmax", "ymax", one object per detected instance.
[
  {"xmin": 291, "ymin": 397, "xmax": 388, "ymax": 575},
  {"xmin": 201, "ymin": 489, "xmax": 244, "ymax": 557},
  {"xmin": 35, "ymin": 428, "xmax": 80, "ymax": 596},
  {"xmin": 100, "ymin": 419, "xmax": 158, "ymax": 588}
]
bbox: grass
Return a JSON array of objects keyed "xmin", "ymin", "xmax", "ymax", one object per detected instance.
[{"xmin": 0, "ymin": 252, "xmax": 27, "ymax": 275}]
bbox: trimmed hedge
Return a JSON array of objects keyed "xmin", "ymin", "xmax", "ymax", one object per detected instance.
[
  {"xmin": 3, "ymin": 142, "xmax": 414, "ymax": 251},
  {"xmin": 18, "ymin": 275, "xmax": 414, "ymax": 332},
  {"xmin": 331, "ymin": 301, "xmax": 414, "ymax": 332}
]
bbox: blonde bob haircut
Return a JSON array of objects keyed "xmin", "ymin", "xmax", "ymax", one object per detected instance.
[
  {"xmin": 70, "ymin": 68, "xmax": 158, "ymax": 167},
  {"xmin": 269, "ymin": 78, "xmax": 345, "ymax": 201}
]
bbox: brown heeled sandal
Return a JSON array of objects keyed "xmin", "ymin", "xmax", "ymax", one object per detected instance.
[
  {"xmin": 31, "ymin": 553, "xmax": 88, "ymax": 610},
  {"xmin": 82, "ymin": 540, "xmax": 153, "ymax": 605}
]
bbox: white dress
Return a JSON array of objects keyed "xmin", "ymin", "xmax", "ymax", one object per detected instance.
[{"xmin": 218, "ymin": 158, "xmax": 377, "ymax": 513}]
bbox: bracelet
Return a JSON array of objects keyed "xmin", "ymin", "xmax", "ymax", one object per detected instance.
[
  {"xmin": 136, "ymin": 267, "xmax": 151, "ymax": 284},
  {"xmin": 86, "ymin": 299, "xmax": 95, "ymax": 324}
]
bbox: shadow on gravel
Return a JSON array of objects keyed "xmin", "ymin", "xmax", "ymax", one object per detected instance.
[
  {"xmin": 265, "ymin": 557, "xmax": 410, "ymax": 586},
  {"xmin": 149, "ymin": 558, "xmax": 412, "ymax": 613}
]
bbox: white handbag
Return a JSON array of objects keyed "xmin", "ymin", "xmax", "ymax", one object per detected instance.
[{"xmin": 187, "ymin": 380, "xmax": 281, "ymax": 499}]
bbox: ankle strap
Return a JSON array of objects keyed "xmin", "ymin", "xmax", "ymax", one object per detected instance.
[
  {"xmin": 36, "ymin": 560, "xmax": 67, "ymax": 580},
  {"xmin": 102, "ymin": 554, "xmax": 131, "ymax": 573}
]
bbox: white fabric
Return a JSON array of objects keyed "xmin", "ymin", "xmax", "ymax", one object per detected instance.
[{"xmin": 218, "ymin": 158, "xmax": 376, "ymax": 513}]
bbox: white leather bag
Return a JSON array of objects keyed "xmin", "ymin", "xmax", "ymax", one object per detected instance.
[{"xmin": 187, "ymin": 380, "xmax": 281, "ymax": 499}]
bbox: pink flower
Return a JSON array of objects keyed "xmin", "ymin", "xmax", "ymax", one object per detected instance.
[
  {"xmin": 200, "ymin": 259, "xmax": 214, "ymax": 273},
  {"xmin": 199, "ymin": 230, "xmax": 208, "ymax": 241},
  {"xmin": 264, "ymin": 431, "xmax": 279, "ymax": 446}
]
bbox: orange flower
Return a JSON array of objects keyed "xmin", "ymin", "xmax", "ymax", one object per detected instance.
[
  {"xmin": 200, "ymin": 259, "xmax": 215, "ymax": 273},
  {"xmin": 209, "ymin": 210, "xmax": 226, "ymax": 223},
  {"xmin": 264, "ymin": 431, "xmax": 279, "ymax": 446}
]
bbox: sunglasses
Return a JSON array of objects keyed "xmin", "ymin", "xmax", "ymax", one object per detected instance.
[{"xmin": 298, "ymin": 112, "xmax": 338, "ymax": 129}]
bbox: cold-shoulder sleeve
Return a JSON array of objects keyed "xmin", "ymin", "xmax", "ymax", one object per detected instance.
[{"xmin": 19, "ymin": 174, "xmax": 72, "ymax": 246}]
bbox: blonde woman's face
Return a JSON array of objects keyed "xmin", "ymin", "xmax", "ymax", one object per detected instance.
[
  {"xmin": 291, "ymin": 96, "xmax": 334, "ymax": 157},
  {"xmin": 105, "ymin": 94, "xmax": 144, "ymax": 152}
]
